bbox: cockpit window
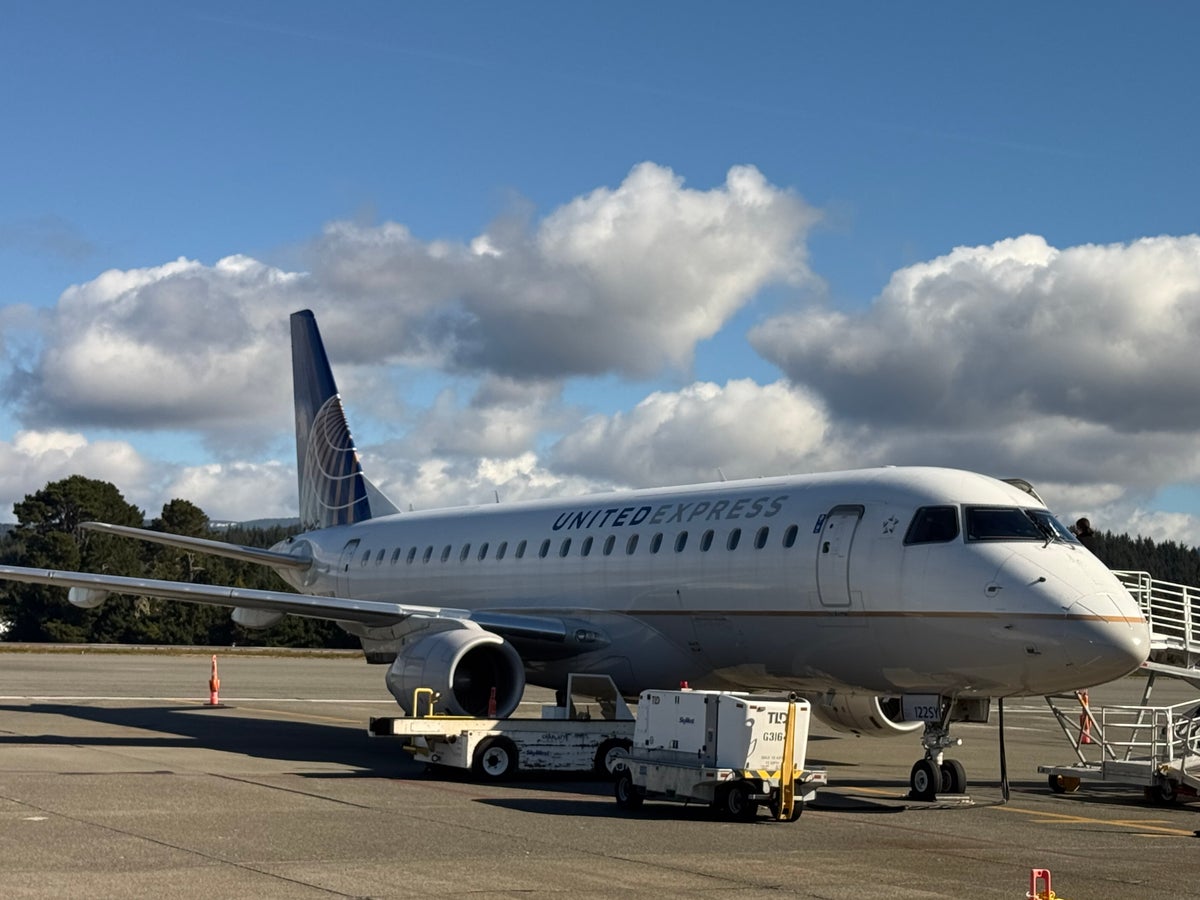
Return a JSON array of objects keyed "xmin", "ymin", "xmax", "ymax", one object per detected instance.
[
  {"xmin": 965, "ymin": 506, "xmax": 1078, "ymax": 543},
  {"xmin": 904, "ymin": 506, "xmax": 959, "ymax": 544}
]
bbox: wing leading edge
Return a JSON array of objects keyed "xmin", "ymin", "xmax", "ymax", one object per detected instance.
[{"xmin": 0, "ymin": 564, "xmax": 605, "ymax": 651}]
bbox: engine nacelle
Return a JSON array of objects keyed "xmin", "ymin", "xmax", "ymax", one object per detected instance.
[
  {"xmin": 385, "ymin": 626, "xmax": 525, "ymax": 718},
  {"xmin": 68, "ymin": 587, "xmax": 108, "ymax": 609},
  {"xmin": 810, "ymin": 694, "xmax": 925, "ymax": 736}
]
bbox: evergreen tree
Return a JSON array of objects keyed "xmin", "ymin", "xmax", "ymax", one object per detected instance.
[{"xmin": 2, "ymin": 477, "xmax": 144, "ymax": 642}]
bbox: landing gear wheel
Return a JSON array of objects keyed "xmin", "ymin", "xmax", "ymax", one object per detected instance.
[
  {"xmin": 594, "ymin": 738, "xmax": 632, "ymax": 777},
  {"xmin": 909, "ymin": 759, "xmax": 941, "ymax": 801},
  {"xmin": 1048, "ymin": 774, "xmax": 1080, "ymax": 794},
  {"xmin": 722, "ymin": 782, "xmax": 758, "ymax": 820},
  {"xmin": 472, "ymin": 737, "xmax": 518, "ymax": 780},
  {"xmin": 940, "ymin": 758, "xmax": 967, "ymax": 795},
  {"xmin": 614, "ymin": 770, "xmax": 644, "ymax": 810}
]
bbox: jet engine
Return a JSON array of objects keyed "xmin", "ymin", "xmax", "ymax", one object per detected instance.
[
  {"xmin": 810, "ymin": 694, "xmax": 925, "ymax": 736},
  {"xmin": 385, "ymin": 626, "xmax": 526, "ymax": 718}
]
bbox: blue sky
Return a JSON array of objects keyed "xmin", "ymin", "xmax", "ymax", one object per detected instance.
[{"xmin": 2, "ymin": 3, "xmax": 1200, "ymax": 542}]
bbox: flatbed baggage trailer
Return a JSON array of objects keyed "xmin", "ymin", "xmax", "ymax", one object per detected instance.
[
  {"xmin": 369, "ymin": 673, "xmax": 634, "ymax": 780},
  {"xmin": 615, "ymin": 688, "xmax": 827, "ymax": 821}
]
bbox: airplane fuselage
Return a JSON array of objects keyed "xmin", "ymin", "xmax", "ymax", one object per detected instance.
[{"xmin": 275, "ymin": 465, "xmax": 1148, "ymax": 700}]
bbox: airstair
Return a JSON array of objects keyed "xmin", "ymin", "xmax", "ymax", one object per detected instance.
[{"xmin": 1036, "ymin": 570, "xmax": 1200, "ymax": 802}]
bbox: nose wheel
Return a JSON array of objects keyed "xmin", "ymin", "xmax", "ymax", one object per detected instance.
[
  {"xmin": 908, "ymin": 707, "xmax": 969, "ymax": 800},
  {"xmin": 909, "ymin": 755, "xmax": 968, "ymax": 800}
]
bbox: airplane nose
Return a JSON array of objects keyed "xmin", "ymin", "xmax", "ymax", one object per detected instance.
[{"xmin": 1064, "ymin": 592, "xmax": 1150, "ymax": 683}]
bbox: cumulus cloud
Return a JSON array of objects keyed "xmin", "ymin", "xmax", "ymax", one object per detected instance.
[
  {"xmin": 161, "ymin": 461, "xmax": 296, "ymax": 523},
  {"xmin": 0, "ymin": 430, "xmax": 153, "ymax": 518},
  {"xmin": 550, "ymin": 379, "xmax": 842, "ymax": 487},
  {"xmin": 5, "ymin": 163, "xmax": 815, "ymax": 449},
  {"xmin": 15, "ymin": 256, "xmax": 303, "ymax": 444},
  {"xmin": 306, "ymin": 162, "xmax": 818, "ymax": 378},
  {"xmin": 751, "ymin": 235, "xmax": 1200, "ymax": 432}
]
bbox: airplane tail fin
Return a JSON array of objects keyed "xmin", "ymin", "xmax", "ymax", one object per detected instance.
[{"xmin": 291, "ymin": 310, "xmax": 400, "ymax": 530}]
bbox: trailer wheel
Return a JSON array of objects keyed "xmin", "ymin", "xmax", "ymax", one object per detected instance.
[
  {"xmin": 722, "ymin": 782, "xmax": 758, "ymax": 820},
  {"xmin": 1145, "ymin": 778, "xmax": 1179, "ymax": 806},
  {"xmin": 1047, "ymin": 774, "xmax": 1080, "ymax": 794},
  {"xmin": 472, "ymin": 737, "xmax": 518, "ymax": 780},
  {"xmin": 614, "ymin": 770, "xmax": 644, "ymax": 810},
  {"xmin": 594, "ymin": 738, "xmax": 632, "ymax": 777}
]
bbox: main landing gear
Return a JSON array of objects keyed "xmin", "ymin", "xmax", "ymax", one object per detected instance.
[{"xmin": 908, "ymin": 701, "xmax": 969, "ymax": 801}]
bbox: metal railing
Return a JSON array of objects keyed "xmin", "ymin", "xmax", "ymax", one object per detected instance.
[{"xmin": 1113, "ymin": 570, "xmax": 1200, "ymax": 653}]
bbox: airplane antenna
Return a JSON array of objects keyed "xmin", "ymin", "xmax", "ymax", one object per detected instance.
[
  {"xmin": 494, "ymin": 490, "xmax": 501, "ymax": 504},
  {"xmin": 717, "ymin": 468, "xmax": 727, "ymax": 482}
]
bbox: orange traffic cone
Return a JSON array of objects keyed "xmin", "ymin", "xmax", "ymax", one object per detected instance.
[
  {"xmin": 208, "ymin": 655, "xmax": 221, "ymax": 706},
  {"xmin": 1078, "ymin": 690, "xmax": 1092, "ymax": 745}
]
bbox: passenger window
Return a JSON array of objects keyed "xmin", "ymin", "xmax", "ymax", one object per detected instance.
[
  {"xmin": 701, "ymin": 530, "xmax": 714, "ymax": 552},
  {"xmin": 581, "ymin": 536, "xmax": 593, "ymax": 557},
  {"xmin": 650, "ymin": 533, "xmax": 663, "ymax": 554},
  {"xmin": 603, "ymin": 535, "xmax": 616, "ymax": 556},
  {"xmin": 675, "ymin": 531, "xmax": 688, "ymax": 552},
  {"xmin": 423, "ymin": 546, "xmax": 433, "ymax": 563},
  {"xmin": 539, "ymin": 539, "xmax": 551, "ymax": 558},
  {"xmin": 626, "ymin": 534, "xmax": 639, "ymax": 555},
  {"xmin": 754, "ymin": 527, "xmax": 769, "ymax": 549},
  {"xmin": 727, "ymin": 529, "xmax": 741, "ymax": 551},
  {"xmin": 477, "ymin": 542, "xmax": 489, "ymax": 561},
  {"xmin": 375, "ymin": 549, "xmax": 385, "ymax": 565},
  {"xmin": 407, "ymin": 547, "xmax": 417, "ymax": 564},
  {"xmin": 441, "ymin": 545, "xmax": 452, "ymax": 563},
  {"xmin": 783, "ymin": 524, "xmax": 798, "ymax": 548},
  {"xmin": 515, "ymin": 540, "xmax": 527, "ymax": 559},
  {"xmin": 459, "ymin": 544, "xmax": 471, "ymax": 562},
  {"xmin": 559, "ymin": 538, "xmax": 571, "ymax": 558},
  {"xmin": 496, "ymin": 541, "xmax": 508, "ymax": 560},
  {"xmin": 391, "ymin": 548, "xmax": 403, "ymax": 565},
  {"xmin": 905, "ymin": 506, "xmax": 960, "ymax": 544},
  {"xmin": 360, "ymin": 550, "xmax": 371, "ymax": 567}
]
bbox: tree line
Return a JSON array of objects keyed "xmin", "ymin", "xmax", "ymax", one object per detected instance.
[
  {"xmin": 0, "ymin": 475, "xmax": 1198, "ymax": 647},
  {"xmin": 0, "ymin": 475, "xmax": 355, "ymax": 648}
]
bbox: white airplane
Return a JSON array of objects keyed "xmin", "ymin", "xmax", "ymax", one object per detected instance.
[{"xmin": 0, "ymin": 310, "xmax": 1150, "ymax": 800}]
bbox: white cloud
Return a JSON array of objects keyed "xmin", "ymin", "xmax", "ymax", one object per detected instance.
[
  {"xmin": 550, "ymin": 379, "xmax": 840, "ymax": 487},
  {"xmin": 0, "ymin": 430, "xmax": 152, "ymax": 518},
  {"xmin": 305, "ymin": 162, "xmax": 819, "ymax": 378},
  {"xmin": 161, "ymin": 461, "xmax": 296, "ymax": 523},
  {"xmin": 751, "ymin": 234, "xmax": 1200, "ymax": 431},
  {"xmin": 18, "ymin": 256, "xmax": 301, "ymax": 444}
]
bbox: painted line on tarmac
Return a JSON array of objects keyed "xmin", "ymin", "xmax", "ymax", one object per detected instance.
[{"xmin": 994, "ymin": 804, "xmax": 1197, "ymax": 837}]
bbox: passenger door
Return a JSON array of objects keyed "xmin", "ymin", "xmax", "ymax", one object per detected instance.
[{"xmin": 816, "ymin": 506, "xmax": 863, "ymax": 608}]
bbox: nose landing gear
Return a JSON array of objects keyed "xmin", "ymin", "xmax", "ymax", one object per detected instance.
[{"xmin": 907, "ymin": 701, "xmax": 970, "ymax": 801}]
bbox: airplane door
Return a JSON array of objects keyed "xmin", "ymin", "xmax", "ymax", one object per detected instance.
[
  {"xmin": 337, "ymin": 539, "xmax": 361, "ymax": 597},
  {"xmin": 816, "ymin": 506, "xmax": 863, "ymax": 608}
]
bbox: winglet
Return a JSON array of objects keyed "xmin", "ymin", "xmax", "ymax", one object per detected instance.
[{"xmin": 291, "ymin": 310, "xmax": 398, "ymax": 530}]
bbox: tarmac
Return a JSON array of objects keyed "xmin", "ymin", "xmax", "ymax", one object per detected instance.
[{"xmin": 1, "ymin": 647, "xmax": 1198, "ymax": 898}]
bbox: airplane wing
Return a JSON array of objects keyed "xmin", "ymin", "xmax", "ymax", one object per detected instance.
[
  {"xmin": 78, "ymin": 521, "xmax": 310, "ymax": 571},
  {"xmin": 0, "ymin": 564, "xmax": 605, "ymax": 651}
]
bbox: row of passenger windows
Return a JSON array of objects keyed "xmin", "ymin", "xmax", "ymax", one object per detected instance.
[{"xmin": 358, "ymin": 523, "xmax": 803, "ymax": 568}]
